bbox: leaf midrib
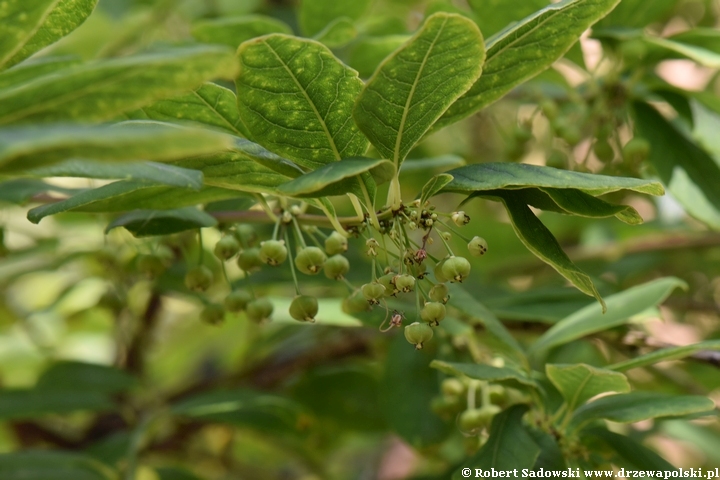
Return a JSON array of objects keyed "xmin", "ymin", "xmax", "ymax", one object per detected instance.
[
  {"xmin": 262, "ymin": 38, "xmax": 342, "ymax": 161},
  {"xmin": 0, "ymin": 0, "xmax": 63, "ymax": 69},
  {"xmin": 394, "ymin": 16, "xmax": 448, "ymax": 168},
  {"xmin": 191, "ymin": 87, "xmax": 250, "ymax": 138}
]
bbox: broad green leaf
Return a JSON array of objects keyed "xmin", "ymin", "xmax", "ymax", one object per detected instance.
[
  {"xmin": 236, "ymin": 35, "xmax": 368, "ymax": 170},
  {"xmin": 452, "ymin": 405, "xmax": 540, "ymax": 480},
  {"xmin": 173, "ymin": 389, "xmax": 306, "ymax": 434},
  {"xmin": 380, "ymin": 333, "xmax": 449, "ymax": 448},
  {"xmin": 36, "ymin": 361, "xmax": 137, "ymax": 394},
  {"xmin": 644, "ymin": 37, "xmax": 720, "ymax": 68},
  {"xmin": 608, "ymin": 340, "xmax": 720, "ymax": 372},
  {"xmin": 353, "ymin": 13, "xmax": 484, "ymax": 170},
  {"xmin": 546, "ymin": 364, "xmax": 630, "ymax": 412},
  {"xmin": 0, "ymin": 122, "xmax": 234, "ymax": 172},
  {"xmin": 540, "ymin": 188, "xmax": 642, "ymax": 225},
  {"xmin": 670, "ymin": 28, "xmax": 720, "ymax": 54},
  {"xmin": 313, "ymin": 17, "xmax": 357, "ymax": 48},
  {"xmin": 437, "ymin": 0, "xmax": 620, "ymax": 130},
  {"xmin": 105, "ymin": 207, "xmax": 218, "ymax": 237},
  {"xmin": 28, "ymin": 182, "xmax": 238, "ymax": 223},
  {"xmin": 277, "ymin": 158, "xmax": 394, "ymax": 198},
  {"xmin": 0, "ymin": 389, "xmax": 114, "ymax": 419},
  {"xmin": 27, "ymin": 160, "xmax": 204, "ymax": 189},
  {"xmin": 447, "ymin": 284, "xmax": 525, "ymax": 360},
  {"xmin": 588, "ymin": 429, "xmax": 676, "ymax": 470},
  {"xmin": 633, "ymin": 101, "xmax": 720, "ymax": 229},
  {"xmin": 467, "ymin": 0, "xmax": 549, "ymax": 37},
  {"xmin": 0, "ymin": 45, "xmax": 238, "ymax": 126},
  {"xmin": 490, "ymin": 194, "xmax": 605, "ymax": 309},
  {"xmin": 529, "ymin": 277, "xmax": 688, "ymax": 356},
  {"xmin": 230, "ymin": 138, "xmax": 304, "ymax": 178},
  {"xmin": 430, "ymin": 360, "xmax": 537, "ymax": 388},
  {"xmin": 0, "ymin": 178, "xmax": 74, "ymax": 205},
  {"xmin": 0, "ymin": 452, "xmax": 115, "ymax": 480},
  {"xmin": 420, "ymin": 173, "xmax": 453, "ymax": 205},
  {"xmin": 348, "ymin": 35, "xmax": 409, "ymax": 78},
  {"xmin": 299, "ymin": 0, "xmax": 371, "ymax": 37},
  {"xmin": 0, "ymin": 0, "xmax": 97, "ymax": 70},
  {"xmin": 442, "ymin": 163, "xmax": 664, "ymax": 197},
  {"xmin": 191, "ymin": 15, "xmax": 292, "ymax": 49},
  {"xmin": 595, "ymin": 0, "xmax": 674, "ymax": 29},
  {"xmin": 399, "ymin": 154, "xmax": 466, "ymax": 175},
  {"xmin": 131, "ymin": 83, "xmax": 251, "ymax": 138},
  {"xmin": 0, "ymin": 55, "xmax": 80, "ymax": 90},
  {"xmin": 570, "ymin": 393, "xmax": 715, "ymax": 430}
]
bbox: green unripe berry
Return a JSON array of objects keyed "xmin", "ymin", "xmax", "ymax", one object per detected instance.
[
  {"xmin": 342, "ymin": 290, "xmax": 371, "ymax": 314},
  {"xmin": 201, "ymin": 303, "xmax": 225, "ymax": 325},
  {"xmin": 622, "ymin": 137, "xmax": 650, "ymax": 164},
  {"xmin": 224, "ymin": 290, "xmax": 252, "ymax": 312},
  {"xmin": 404, "ymin": 322, "xmax": 433, "ymax": 350},
  {"xmin": 441, "ymin": 256, "xmax": 471, "ymax": 283},
  {"xmin": 378, "ymin": 273, "xmax": 397, "ymax": 296},
  {"xmin": 540, "ymin": 100, "xmax": 559, "ymax": 120},
  {"xmin": 434, "ymin": 258, "xmax": 450, "ymax": 283},
  {"xmin": 324, "ymin": 231, "xmax": 348, "ymax": 255},
  {"xmin": 421, "ymin": 301, "xmax": 446, "ymax": 326},
  {"xmin": 593, "ymin": 138, "xmax": 614, "ymax": 162},
  {"xmin": 185, "ymin": 265, "xmax": 213, "ymax": 292},
  {"xmin": 362, "ymin": 282, "xmax": 386, "ymax": 305},
  {"xmin": 294, "ymin": 246, "xmax": 327, "ymax": 275},
  {"xmin": 451, "ymin": 211, "xmax": 470, "ymax": 227},
  {"xmin": 429, "ymin": 283, "xmax": 449, "ymax": 304},
  {"xmin": 233, "ymin": 224, "xmax": 257, "ymax": 247},
  {"xmin": 459, "ymin": 405, "xmax": 501, "ymax": 432},
  {"xmin": 393, "ymin": 274, "xmax": 416, "ymax": 293},
  {"xmin": 289, "ymin": 295, "xmax": 318, "ymax": 322},
  {"xmin": 441, "ymin": 378, "xmax": 465, "ymax": 398},
  {"xmin": 324, "ymin": 254, "xmax": 350, "ymax": 280},
  {"xmin": 259, "ymin": 239, "xmax": 287, "ymax": 266},
  {"xmin": 246, "ymin": 298, "xmax": 273, "ymax": 323},
  {"xmin": 214, "ymin": 236, "xmax": 241, "ymax": 261},
  {"xmin": 237, "ymin": 248, "xmax": 263, "ymax": 273},
  {"xmin": 467, "ymin": 236, "xmax": 488, "ymax": 257},
  {"xmin": 137, "ymin": 254, "xmax": 167, "ymax": 279}
]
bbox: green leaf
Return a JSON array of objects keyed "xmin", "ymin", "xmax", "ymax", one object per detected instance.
[
  {"xmin": 608, "ymin": 340, "xmax": 720, "ymax": 372},
  {"xmin": 298, "ymin": 0, "xmax": 371, "ymax": 37},
  {"xmin": 26, "ymin": 160, "xmax": 204, "ymax": 189},
  {"xmin": 353, "ymin": 13, "xmax": 484, "ymax": 170},
  {"xmin": 276, "ymin": 158, "xmax": 393, "ymax": 198},
  {"xmin": 348, "ymin": 35, "xmax": 409, "ymax": 78},
  {"xmin": 313, "ymin": 17, "xmax": 357, "ymax": 48},
  {"xmin": 0, "ymin": 178, "xmax": 74, "ymax": 205},
  {"xmin": 0, "ymin": 45, "xmax": 238, "ymax": 125},
  {"xmin": 0, "ymin": 452, "xmax": 115, "ymax": 480},
  {"xmin": 633, "ymin": 101, "xmax": 720, "ymax": 229},
  {"xmin": 0, "ymin": 389, "xmax": 114, "ymax": 420},
  {"xmin": 588, "ymin": 429, "xmax": 676, "ymax": 470},
  {"xmin": 437, "ymin": 0, "xmax": 620, "ymax": 129},
  {"xmin": 546, "ymin": 364, "xmax": 630, "ymax": 412},
  {"xmin": 156, "ymin": 467, "xmax": 202, "ymax": 480},
  {"xmin": 191, "ymin": 14, "xmax": 292, "ymax": 49},
  {"xmin": 27, "ymin": 182, "xmax": 239, "ymax": 223},
  {"xmin": 36, "ymin": 361, "xmax": 137, "ymax": 394},
  {"xmin": 442, "ymin": 163, "xmax": 664, "ymax": 197},
  {"xmin": 490, "ymin": 194, "xmax": 605, "ymax": 310},
  {"xmin": 644, "ymin": 37, "xmax": 720, "ymax": 68},
  {"xmin": 399, "ymin": 154, "xmax": 466, "ymax": 175},
  {"xmin": 420, "ymin": 173, "xmax": 453, "ymax": 206},
  {"xmin": 570, "ymin": 392, "xmax": 715, "ymax": 431},
  {"xmin": 0, "ymin": 122, "xmax": 234, "ymax": 173},
  {"xmin": 0, "ymin": 0, "xmax": 98, "ymax": 70},
  {"xmin": 595, "ymin": 0, "xmax": 674, "ymax": 29},
  {"xmin": 467, "ymin": 0, "xmax": 549, "ymax": 37},
  {"xmin": 529, "ymin": 277, "xmax": 688, "ymax": 357},
  {"xmin": 452, "ymin": 405, "xmax": 540, "ymax": 480},
  {"xmin": 130, "ymin": 83, "xmax": 251, "ymax": 138},
  {"xmin": 539, "ymin": 188, "xmax": 643, "ymax": 225},
  {"xmin": 235, "ymin": 35, "xmax": 368, "ymax": 170},
  {"xmin": 447, "ymin": 284, "xmax": 525, "ymax": 360},
  {"xmin": 430, "ymin": 360, "xmax": 537, "ymax": 389},
  {"xmin": 105, "ymin": 207, "xmax": 218, "ymax": 237},
  {"xmin": 0, "ymin": 55, "xmax": 80, "ymax": 90}
]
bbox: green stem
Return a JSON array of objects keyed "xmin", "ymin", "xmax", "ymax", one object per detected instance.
[
  {"xmin": 197, "ymin": 230, "xmax": 204, "ymax": 265},
  {"xmin": 284, "ymin": 230, "xmax": 301, "ymax": 296},
  {"xmin": 291, "ymin": 217, "xmax": 307, "ymax": 248},
  {"xmin": 358, "ymin": 178, "xmax": 380, "ymax": 230},
  {"xmin": 436, "ymin": 229, "xmax": 455, "ymax": 256},
  {"xmin": 255, "ymin": 194, "xmax": 278, "ymax": 223},
  {"xmin": 437, "ymin": 219, "xmax": 472, "ymax": 242}
]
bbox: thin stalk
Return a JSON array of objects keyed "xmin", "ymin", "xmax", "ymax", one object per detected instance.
[
  {"xmin": 358, "ymin": 179, "xmax": 380, "ymax": 230},
  {"xmin": 436, "ymin": 219, "xmax": 472, "ymax": 242},
  {"xmin": 318, "ymin": 203, "xmax": 349, "ymax": 237},
  {"xmin": 291, "ymin": 217, "xmax": 307, "ymax": 248},
  {"xmin": 255, "ymin": 194, "xmax": 278, "ymax": 223},
  {"xmin": 436, "ymin": 229, "xmax": 455, "ymax": 256},
  {"xmin": 284, "ymin": 230, "xmax": 301, "ymax": 295},
  {"xmin": 347, "ymin": 193, "xmax": 366, "ymax": 224}
]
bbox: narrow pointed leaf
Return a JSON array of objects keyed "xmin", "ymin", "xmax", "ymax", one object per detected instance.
[
  {"xmin": 529, "ymin": 277, "xmax": 688, "ymax": 356},
  {"xmin": 131, "ymin": 83, "xmax": 251, "ymax": 138},
  {"xmin": 106, "ymin": 207, "xmax": 218, "ymax": 237},
  {"xmin": 608, "ymin": 340, "xmax": 720, "ymax": 372},
  {"xmin": 0, "ymin": 46, "xmax": 238, "ymax": 125},
  {"xmin": 430, "ymin": 360, "xmax": 538, "ymax": 388},
  {"xmin": 420, "ymin": 173, "xmax": 453, "ymax": 205},
  {"xmin": 442, "ymin": 163, "xmax": 664, "ymax": 197},
  {"xmin": 437, "ymin": 0, "xmax": 621, "ymax": 130},
  {"xmin": 191, "ymin": 15, "xmax": 292, "ymax": 49},
  {"xmin": 299, "ymin": 0, "xmax": 371, "ymax": 37},
  {"xmin": 37, "ymin": 361, "xmax": 137, "ymax": 394},
  {"xmin": 570, "ymin": 393, "xmax": 715, "ymax": 430},
  {"xmin": 277, "ymin": 158, "xmax": 393, "ymax": 198},
  {"xmin": 0, "ymin": 390, "xmax": 113, "ymax": 419},
  {"xmin": 0, "ymin": 122, "xmax": 234, "ymax": 172},
  {"xmin": 236, "ymin": 35, "xmax": 368, "ymax": 169},
  {"xmin": 0, "ymin": 0, "xmax": 97, "ymax": 70},
  {"xmin": 0, "ymin": 55, "xmax": 80, "ymax": 90},
  {"xmin": 0, "ymin": 178, "xmax": 74, "ymax": 205},
  {"xmin": 588, "ymin": 429, "xmax": 677, "ymax": 470},
  {"xmin": 546, "ymin": 364, "xmax": 630, "ymax": 412},
  {"xmin": 645, "ymin": 37, "xmax": 720, "ymax": 68},
  {"xmin": 353, "ymin": 13, "xmax": 484, "ymax": 170}
]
